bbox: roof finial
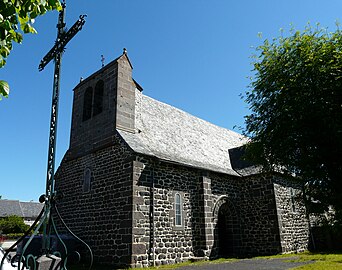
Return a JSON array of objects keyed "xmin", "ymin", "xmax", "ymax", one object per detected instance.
[
  {"xmin": 101, "ymin": 54, "xmax": 105, "ymax": 67},
  {"xmin": 123, "ymin": 48, "xmax": 127, "ymax": 55}
]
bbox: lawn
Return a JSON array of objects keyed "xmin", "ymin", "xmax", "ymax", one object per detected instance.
[
  {"xmin": 70, "ymin": 252, "xmax": 342, "ymax": 270},
  {"xmin": 256, "ymin": 252, "xmax": 342, "ymax": 270},
  {"xmin": 288, "ymin": 252, "xmax": 342, "ymax": 270}
]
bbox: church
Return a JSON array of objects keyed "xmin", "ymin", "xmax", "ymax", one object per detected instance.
[{"xmin": 55, "ymin": 50, "xmax": 309, "ymax": 268}]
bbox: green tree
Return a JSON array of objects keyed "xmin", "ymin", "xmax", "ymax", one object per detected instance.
[
  {"xmin": 0, "ymin": 215, "xmax": 29, "ymax": 234},
  {"xmin": 244, "ymin": 24, "xmax": 342, "ymax": 223},
  {"xmin": 0, "ymin": 0, "xmax": 62, "ymax": 99}
]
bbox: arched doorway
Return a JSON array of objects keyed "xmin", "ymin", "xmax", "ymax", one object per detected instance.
[
  {"xmin": 217, "ymin": 202, "xmax": 235, "ymax": 257},
  {"xmin": 212, "ymin": 197, "xmax": 240, "ymax": 258}
]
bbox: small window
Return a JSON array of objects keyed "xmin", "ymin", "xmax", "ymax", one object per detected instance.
[
  {"xmin": 83, "ymin": 168, "xmax": 92, "ymax": 193},
  {"xmin": 93, "ymin": 80, "xmax": 104, "ymax": 116},
  {"xmin": 82, "ymin": 87, "xmax": 93, "ymax": 121},
  {"xmin": 175, "ymin": 193, "xmax": 182, "ymax": 226}
]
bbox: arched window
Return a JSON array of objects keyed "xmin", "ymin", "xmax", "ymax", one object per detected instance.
[
  {"xmin": 175, "ymin": 193, "xmax": 182, "ymax": 226},
  {"xmin": 93, "ymin": 80, "xmax": 104, "ymax": 116},
  {"xmin": 82, "ymin": 87, "xmax": 93, "ymax": 121},
  {"xmin": 83, "ymin": 168, "xmax": 92, "ymax": 193}
]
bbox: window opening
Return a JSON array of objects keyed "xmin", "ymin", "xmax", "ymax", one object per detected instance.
[
  {"xmin": 82, "ymin": 87, "xmax": 93, "ymax": 121},
  {"xmin": 83, "ymin": 168, "xmax": 91, "ymax": 192},
  {"xmin": 175, "ymin": 193, "xmax": 182, "ymax": 226},
  {"xmin": 93, "ymin": 80, "xmax": 104, "ymax": 116}
]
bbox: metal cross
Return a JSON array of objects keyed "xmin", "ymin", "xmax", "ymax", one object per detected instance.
[
  {"xmin": 0, "ymin": 3, "xmax": 91, "ymax": 270},
  {"xmin": 39, "ymin": 0, "xmax": 86, "ymax": 255}
]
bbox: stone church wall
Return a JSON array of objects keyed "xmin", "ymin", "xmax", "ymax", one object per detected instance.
[
  {"xmin": 273, "ymin": 177, "xmax": 309, "ymax": 253},
  {"xmin": 210, "ymin": 174, "xmax": 281, "ymax": 257},
  {"xmin": 55, "ymin": 134, "xmax": 134, "ymax": 266},
  {"xmin": 131, "ymin": 156, "xmax": 203, "ymax": 267},
  {"xmin": 130, "ymin": 156, "xmax": 299, "ymax": 267},
  {"xmin": 55, "ymin": 144, "xmax": 309, "ymax": 268}
]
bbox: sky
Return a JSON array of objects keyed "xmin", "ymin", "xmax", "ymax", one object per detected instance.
[{"xmin": 0, "ymin": 0, "xmax": 341, "ymax": 202}]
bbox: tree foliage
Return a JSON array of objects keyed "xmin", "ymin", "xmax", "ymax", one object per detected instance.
[
  {"xmin": 0, "ymin": 0, "xmax": 62, "ymax": 99},
  {"xmin": 244, "ymin": 24, "xmax": 342, "ymax": 222},
  {"xmin": 0, "ymin": 215, "xmax": 29, "ymax": 234}
]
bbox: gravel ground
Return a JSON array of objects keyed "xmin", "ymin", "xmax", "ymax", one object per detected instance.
[{"xmin": 173, "ymin": 257, "xmax": 313, "ymax": 270}]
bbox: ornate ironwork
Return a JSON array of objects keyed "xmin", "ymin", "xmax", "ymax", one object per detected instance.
[
  {"xmin": 1, "ymin": 2, "xmax": 92, "ymax": 270},
  {"xmin": 39, "ymin": 14, "xmax": 86, "ymax": 71}
]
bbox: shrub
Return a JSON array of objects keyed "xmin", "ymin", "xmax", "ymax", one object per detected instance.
[{"xmin": 0, "ymin": 215, "xmax": 30, "ymax": 234}]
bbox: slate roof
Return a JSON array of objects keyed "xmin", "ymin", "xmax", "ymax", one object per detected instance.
[
  {"xmin": 20, "ymin": 202, "xmax": 43, "ymax": 219},
  {"xmin": 0, "ymin": 200, "xmax": 43, "ymax": 219},
  {"xmin": 118, "ymin": 90, "xmax": 250, "ymax": 176}
]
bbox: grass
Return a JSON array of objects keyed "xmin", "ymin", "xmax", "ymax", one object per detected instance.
[
  {"xmin": 289, "ymin": 252, "xmax": 342, "ymax": 270},
  {"xmin": 252, "ymin": 251, "xmax": 342, "ymax": 270},
  {"xmin": 69, "ymin": 252, "xmax": 342, "ymax": 270}
]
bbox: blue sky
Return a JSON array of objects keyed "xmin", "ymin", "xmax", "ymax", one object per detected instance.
[{"xmin": 1, "ymin": 0, "xmax": 341, "ymax": 202}]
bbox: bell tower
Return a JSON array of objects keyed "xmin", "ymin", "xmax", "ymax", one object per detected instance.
[{"xmin": 68, "ymin": 49, "xmax": 140, "ymax": 158}]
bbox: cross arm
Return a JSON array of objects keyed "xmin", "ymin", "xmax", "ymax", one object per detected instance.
[{"xmin": 39, "ymin": 15, "xmax": 87, "ymax": 71}]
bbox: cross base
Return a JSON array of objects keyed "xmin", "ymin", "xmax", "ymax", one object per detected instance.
[{"xmin": 34, "ymin": 254, "xmax": 62, "ymax": 270}]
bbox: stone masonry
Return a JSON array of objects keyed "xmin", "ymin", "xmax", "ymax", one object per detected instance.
[
  {"xmin": 55, "ymin": 134, "xmax": 134, "ymax": 266},
  {"xmin": 56, "ymin": 148, "xmax": 309, "ymax": 267},
  {"xmin": 55, "ymin": 51, "xmax": 310, "ymax": 268}
]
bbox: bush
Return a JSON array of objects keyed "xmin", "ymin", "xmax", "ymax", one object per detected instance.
[{"xmin": 0, "ymin": 215, "xmax": 29, "ymax": 234}]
